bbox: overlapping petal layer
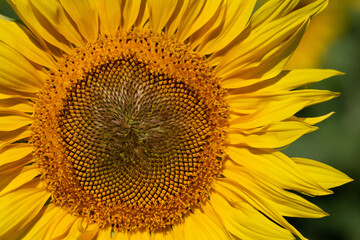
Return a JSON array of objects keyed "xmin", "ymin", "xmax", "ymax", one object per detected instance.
[{"xmin": 0, "ymin": 0, "xmax": 351, "ymax": 239}]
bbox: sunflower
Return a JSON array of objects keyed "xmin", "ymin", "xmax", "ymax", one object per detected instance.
[{"xmin": 0, "ymin": 0, "xmax": 352, "ymax": 239}]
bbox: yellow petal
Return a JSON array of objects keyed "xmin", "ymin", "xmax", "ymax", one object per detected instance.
[
  {"xmin": 222, "ymin": 166, "xmax": 328, "ymax": 219},
  {"xmin": 214, "ymin": 0, "xmax": 327, "ymax": 78},
  {"xmin": 227, "ymin": 120, "xmax": 317, "ymax": 148},
  {"xmin": 0, "ymin": 17, "xmax": 55, "ymax": 68},
  {"xmin": 52, "ymin": 216, "xmax": 82, "ymax": 240},
  {"xmin": 0, "ymin": 110, "xmax": 32, "ymax": 131},
  {"xmin": 187, "ymin": 4, "xmax": 225, "ymax": 50},
  {"xmin": 147, "ymin": 221, "xmax": 184, "ymax": 240},
  {"xmin": 208, "ymin": 0, "xmax": 298, "ymax": 66},
  {"xmin": 59, "ymin": 0, "xmax": 99, "ymax": 42},
  {"xmin": 22, "ymin": 204, "xmax": 72, "ymax": 240},
  {"xmin": 292, "ymin": 157, "xmax": 353, "ymax": 189},
  {"xmin": 0, "ymin": 87, "xmax": 38, "ymax": 99},
  {"xmin": 0, "ymin": 94, "xmax": 33, "ymax": 112},
  {"xmin": 228, "ymin": 90, "xmax": 339, "ymax": 108},
  {"xmin": 176, "ymin": 0, "xmax": 222, "ymax": 42},
  {"xmin": 8, "ymin": 0, "xmax": 73, "ymax": 53},
  {"xmin": 148, "ymin": 0, "xmax": 178, "ymax": 33},
  {"xmin": 95, "ymin": 228, "xmax": 112, "ymax": 240},
  {"xmin": 258, "ymin": 69, "xmax": 343, "ymax": 92},
  {"xmin": 0, "ymin": 164, "xmax": 39, "ymax": 197},
  {"xmin": 0, "ymin": 166, "xmax": 18, "ymax": 190},
  {"xmin": 29, "ymin": 0, "xmax": 85, "ymax": 47},
  {"xmin": 215, "ymin": 179, "xmax": 307, "ymax": 240},
  {"xmin": 231, "ymin": 69, "xmax": 342, "ymax": 93},
  {"xmin": 96, "ymin": 0, "xmax": 121, "ymax": 35},
  {"xmin": 110, "ymin": 231, "xmax": 128, "ymax": 240},
  {"xmin": 229, "ymin": 97, "xmax": 309, "ymax": 129},
  {"xmin": 0, "ymin": 143, "xmax": 33, "ymax": 171},
  {"xmin": 252, "ymin": 0, "xmax": 327, "ymax": 30},
  {"xmin": 77, "ymin": 219, "xmax": 100, "ymax": 240},
  {"xmin": 175, "ymin": 201, "xmax": 230, "ymax": 240},
  {"xmin": 126, "ymin": 230, "xmax": 151, "ymax": 240},
  {"xmin": 232, "ymin": 21, "xmax": 308, "ymax": 81},
  {"xmin": 216, "ymin": 17, "xmax": 308, "ymax": 82},
  {"xmin": 198, "ymin": 0, "xmax": 256, "ymax": 54},
  {"xmin": 228, "ymin": 90, "xmax": 338, "ymax": 128},
  {"xmin": 251, "ymin": 0, "xmax": 300, "ymax": 28},
  {"xmin": 0, "ymin": 183, "xmax": 50, "ymax": 239},
  {"xmin": 290, "ymin": 112, "xmax": 334, "ymax": 125},
  {"xmin": 120, "ymin": 0, "xmax": 147, "ymax": 32},
  {"xmin": 190, "ymin": 203, "xmax": 230, "ymax": 240},
  {"xmin": 165, "ymin": 0, "xmax": 190, "ymax": 35},
  {"xmin": 211, "ymin": 192, "xmax": 294, "ymax": 240},
  {"xmin": 0, "ymin": 126, "xmax": 32, "ymax": 149},
  {"xmin": 0, "ymin": 42, "xmax": 45, "ymax": 93},
  {"xmin": 226, "ymin": 147, "xmax": 331, "ymax": 196},
  {"xmin": 182, "ymin": 212, "xmax": 210, "ymax": 240}
]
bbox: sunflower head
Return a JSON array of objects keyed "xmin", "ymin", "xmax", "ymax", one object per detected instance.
[
  {"xmin": 0, "ymin": 0, "xmax": 352, "ymax": 239},
  {"xmin": 32, "ymin": 28, "xmax": 228, "ymax": 231}
]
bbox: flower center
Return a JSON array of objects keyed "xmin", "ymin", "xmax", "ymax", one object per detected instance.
[
  {"xmin": 62, "ymin": 59, "xmax": 215, "ymax": 205},
  {"xmin": 32, "ymin": 29, "xmax": 228, "ymax": 231}
]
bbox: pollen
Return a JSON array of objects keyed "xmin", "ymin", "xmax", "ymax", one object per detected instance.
[{"xmin": 32, "ymin": 29, "xmax": 228, "ymax": 231}]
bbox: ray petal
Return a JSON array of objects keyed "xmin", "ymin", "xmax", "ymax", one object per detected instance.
[
  {"xmin": 226, "ymin": 147, "xmax": 332, "ymax": 196},
  {"xmin": 22, "ymin": 204, "xmax": 73, "ymax": 240},
  {"xmin": 0, "ymin": 42, "xmax": 46, "ymax": 93},
  {"xmin": 96, "ymin": 0, "xmax": 121, "ymax": 35},
  {"xmin": 0, "ymin": 164, "xmax": 40, "ymax": 197},
  {"xmin": 227, "ymin": 90, "xmax": 338, "ymax": 128},
  {"xmin": 165, "ymin": 0, "xmax": 189, "ymax": 35},
  {"xmin": 256, "ymin": 69, "xmax": 343, "ymax": 92},
  {"xmin": 148, "ymin": 0, "xmax": 178, "ymax": 33},
  {"xmin": 198, "ymin": 0, "xmax": 256, "ymax": 54},
  {"xmin": 8, "ymin": 0, "xmax": 73, "ymax": 53},
  {"xmin": 292, "ymin": 158, "xmax": 353, "ymax": 189},
  {"xmin": 0, "ymin": 94, "xmax": 33, "ymax": 113},
  {"xmin": 0, "ymin": 182, "xmax": 50, "ymax": 239},
  {"xmin": 214, "ymin": 0, "xmax": 328, "ymax": 77},
  {"xmin": 120, "ymin": 0, "xmax": 147, "ymax": 32},
  {"xmin": 211, "ymin": 192, "xmax": 294, "ymax": 240},
  {"xmin": 0, "ymin": 143, "xmax": 33, "ymax": 172},
  {"xmin": 59, "ymin": 0, "xmax": 99, "ymax": 42},
  {"xmin": 0, "ymin": 112, "xmax": 32, "ymax": 132},
  {"xmin": 221, "ymin": 166, "xmax": 328, "ymax": 219},
  {"xmin": 0, "ymin": 17, "xmax": 55, "ymax": 68},
  {"xmin": 227, "ymin": 119, "xmax": 317, "ymax": 148},
  {"xmin": 175, "ymin": 0, "xmax": 223, "ymax": 42},
  {"xmin": 0, "ymin": 126, "xmax": 32, "ymax": 149},
  {"xmin": 29, "ymin": 0, "xmax": 86, "ymax": 47}
]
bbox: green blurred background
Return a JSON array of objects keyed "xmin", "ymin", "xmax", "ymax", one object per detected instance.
[
  {"xmin": 285, "ymin": 1, "xmax": 360, "ymax": 239},
  {"xmin": 0, "ymin": 0, "xmax": 359, "ymax": 239}
]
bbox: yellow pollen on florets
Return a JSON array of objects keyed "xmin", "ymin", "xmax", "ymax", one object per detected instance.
[{"xmin": 32, "ymin": 28, "xmax": 228, "ymax": 231}]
